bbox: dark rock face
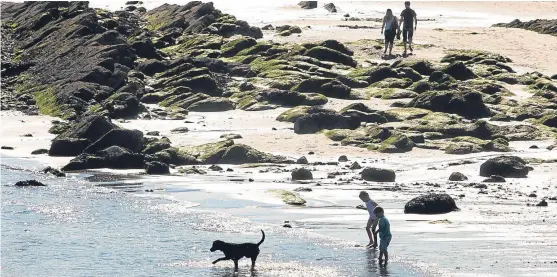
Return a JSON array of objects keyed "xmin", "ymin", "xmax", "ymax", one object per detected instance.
[
  {"xmin": 449, "ymin": 172, "xmax": 468, "ymax": 181},
  {"xmin": 483, "ymin": 175, "xmax": 506, "ymax": 182},
  {"xmin": 493, "ymin": 19, "xmax": 557, "ymax": 36},
  {"xmin": 292, "ymin": 168, "xmax": 313, "ymax": 180},
  {"xmin": 83, "ymin": 129, "xmax": 144, "ymax": 154},
  {"xmin": 364, "ymin": 67, "xmax": 399, "ymax": 84},
  {"xmin": 404, "ymin": 194, "xmax": 459, "ymax": 214},
  {"xmin": 293, "ymin": 78, "xmax": 351, "ymax": 99},
  {"xmin": 42, "ymin": 166, "xmax": 65, "ymax": 177},
  {"xmin": 338, "ymin": 155, "xmax": 348, "ymax": 162},
  {"xmin": 31, "ymin": 148, "xmax": 49, "ymax": 155},
  {"xmin": 442, "ymin": 62, "xmax": 477, "ymax": 81},
  {"xmin": 406, "ymin": 90, "xmax": 491, "ymax": 119},
  {"xmin": 136, "ymin": 59, "xmax": 168, "ymax": 76},
  {"xmin": 297, "ymin": 156, "xmax": 309, "ymax": 164},
  {"xmin": 145, "ymin": 161, "xmax": 170, "ymax": 174},
  {"xmin": 143, "ymin": 3, "xmax": 262, "ymax": 38},
  {"xmin": 324, "ymin": 3, "xmax": 337, "ymax": 13},
  {"xmin": 305, "ymin": 46, "xmax": 357, "ymax": 67},
  {"xmin": 479, "ymin": 156, "xmax": 529, "ymax": 178},
  {"xmin": 361, "ymin": 167, "xmax": 396, "ymax": 182},
  {"xmin": 294, "ymin": 112, "xmax": 361, "ymax": 134},
  {"xmin": 298, "ymin": 1, "xmax": 318, "ymax": 9},
  {"xmin": 63, "ymin": 146, "xmax": 144, "ymax": 171},
  {"xmin": 49, "ymin": 138, "xmax": 91, "ymax": 156},
  {"xmin": 15, "ymin": 180, "xmax": 46, "ymax": 187}
]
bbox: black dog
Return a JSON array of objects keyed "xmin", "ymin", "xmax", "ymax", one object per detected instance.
[{"xmin": 210, "ymin": 230, "xmax": 265, "ymax": 272}]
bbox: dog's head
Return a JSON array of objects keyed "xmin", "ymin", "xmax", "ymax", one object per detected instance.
[{"xmin": 210, "ymin": 240, "xmax": 225, "ymax": 252}]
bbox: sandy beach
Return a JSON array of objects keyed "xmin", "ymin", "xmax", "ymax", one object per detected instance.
[{"xmin": 2, "ymin": 1, "xmax": 557, "ymax": 277}]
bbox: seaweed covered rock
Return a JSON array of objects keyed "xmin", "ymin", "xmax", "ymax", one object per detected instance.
[
  {"xmin": 305, "ymin": 46, "xmax": 357, "ymax": 67},
  {"xmin": 298, "ymin": 1, "xmax": 318, "ymax": 9},
  {"xmin": 361, "ymin": 167, "xmax": 396, "ymax": 182},
  {"xmin": 145, "ymin": 161, "xmax": 170, "ymax": 175},
  {"xmin": 276, "ymin": 106, "xmax": 333, "ymax": 123},
  {"xmin": 292, "ymin": 78, "xmax": 351, "ymax": 99},
  {"xmin": 392, "ymin": 59, "xmax": 436, "ymax": 75},
  {"xmin": 449, "ymin": 172, "xmax": 468, "ymax": 181},
  {"xmin": 218, "ymin": 144, "xmax": 290, "ymax": 164},
  {"xmin": 442, "ymin": 62, "xmax": 477, "ymax": 81},
  {"xmin": 404, "ymin": 194, "xmax": 459, "ymax": 214},
  {"xmin": 187, "ymin": 97, "xmax": 235, "ymax": 112},
  {"xmin": 406, "ymin": 90, "xmax": 491, "ymax": 119},
  {"xmin": 493, "ymin": 19, "xmax": 557, "ymax": 36},
  {"xmin": 479, "ymin": 156, "xmax": 529, "ymax": 178},
  {"xmin": 269, "ymin": 189, "xmax": 306, "ymax": 205},
  {"xmin": 291, "ymin": 168, "xmax": 313, "ymax": 180},
  {"xmin": 377, "ymin": 133, "xmax": 414, "ymax": 153},
  {"xmin": 294, "ymin": 112, "xmax": 360, "ymax": 134}
]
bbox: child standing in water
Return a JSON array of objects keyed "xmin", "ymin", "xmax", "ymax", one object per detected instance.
[
  {"xmin": 373, "ymin": 206, "xmax": 392, "ymax": 266},
  {"xmin": 359, "ymin": 191, "xmax": 379, "ymax": 248}
]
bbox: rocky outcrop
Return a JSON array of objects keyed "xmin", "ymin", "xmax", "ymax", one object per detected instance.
[
  {"xmin": 145, "ymin": 161, "xmax": 170, "ymax": 174},
  {"xmin": 179, "ymin": 140, "xmax": 291, "ymax": 164},
  {"xmin": 294, "ymin": 111, "xmax": 360, "ymax": 134},
  {"xmin": 406, "ymin": 90, "xmax": 491, "ymax": 119},
  {"xmin": 479, "ymin": 156, "xmax": 530, "ymax": 178},
  {"xmin": 361, "ymin": 167, "xmax": 396, "ymax": 182},
  {"xmin": 404, "ymin": 194, "xmax": 459, "ymax": 214},
  {"xmin": 292, "ymin": 168, "xmax": 313, "ymax": 180},
  {"xmin": 493, "ymin": 19, "xmax": 557, "ymax": 36}
]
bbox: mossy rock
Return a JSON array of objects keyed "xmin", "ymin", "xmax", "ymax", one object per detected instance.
[
  {"xmin": 221, "ymin": 36, "xmax": 257, "ymax": 57},
  {"xmin": 391, "ymin": 59, "xmax": 436, "ymax": 75},
  {"xmin": 488, "ymin": 73, "xmax": 519, "ymax": 84},
  {"xmin": 444, "ymin": 142, "xmax": 483, "ymax": 154},
  {"xmin": 370, "ymin": 78, "xmax": 413, "ymax": 89},
  {"xmin": 219, "ymin": 144, "xmax": 290, "ymax": 164},
  {"xmin": 377, "ymin": 132, "xmax": 414, "ymax": 153},
  {"xmin": 441, "ymin": 49, "xmax": 511, "ymax": 64},
  {"xmin": 178, "ymin": 140, "xmax": 235, "ymax": 164},
  {"xmin": 305, "ymin": 46, "xmax": 357, "ymax": 67},
  {"xmin": 276, "ymin": 106, "xmax": 331, "ymax": 122},
  {"xmin": 347, "ymin": 67, "xmax": 376, "ymax": 78},
  {"xmin": 269, "ymin": 189, "xmax": 306, "ymax": 205},
  {"xmin": 529, "ymin": 78, "xmax": 557, "ymax": 93},
  {"xmin": 451, "ymin": 136, "xmax": 489, "ymax": 147},
  {"xmin": 538, "ymin": 113, "xmax": 557, "ymax": 128},
  {"xmin": 383, "ymin": 107, "xmax": 431, "ymax": 121},
  {"xmin": 367, "ymin": 87, "xmax": 417, "ymax": 99},
  {"xmin": 31, "ymin": 86, "xmax": 74, "ymax": 119},
  {"xmin": 236, "ymin": 42, "xmax": 273, "ymax": 56},
  {"xmin": 162, "ymin": 34, "xmax": 223, "ymax": 55}
]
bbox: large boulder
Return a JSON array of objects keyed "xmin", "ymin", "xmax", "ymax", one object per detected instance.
[
  {"xmin": 298, "ymin": 1, "xmax": 318, "ymax": 9},
  {"xmin": 97, "ymin": 146, "xmax": 144, "ymax": 169},
  {"xmin": 404, "ymin": 194, "xmax": 459, "ymax": 214},
  {"xmin": 83, "ymin": 129, "xmax": 144, "ymax": 154},
  {"xmin": 291, "ymin": 168, "xmax": 313, "ymax": 180},
  {"xmin": 218, "ymin": 144, "xmax": 290, "ymax": 164},
  {"xmin": 269, "ymin": 189, "xmax": 306, "ymax": 205},
  {"xmin": 449, "ymin": 172, "xmax": 468, "ymax": 181},
  {"xmin": 49, "ymin": 138, "xmax": 90, "ymax": 156},
  {"xmin": 406, "ymin": 90, "xmax": 491, "ymax": 119},
  {"xmin": 294, "ymin": 112, "xmax": 361, "ymax": 134},
  {"xmin": 102, "ymin": 93, "xmax": 142, "ymax": 118},
  {"xmin": 145, "ymin": 161, "xmax": 170, "ymax": 175},
  {"xmin": 365, "ymin": 66, "xmax": 399, "ymax": 84},
  {"xmin": 305, "ymin": 46, "xmax": 357, "ymax": 67},
  {"xmin": 361, "ymin": 167, "xmax": 396, "ymax": 182},
  {"xmin": 479, "ymin": 156, "xmax": 529, "ymax": 178},
  {"xmin": 187, "ymin": 97, "xmax": 235, "ymax": 112},
  {"xmin": 442, "ymin": 62, "xmax": 477, "ymax": 81}
]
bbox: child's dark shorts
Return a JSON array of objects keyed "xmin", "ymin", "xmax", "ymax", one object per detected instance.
[{"xmin": 379, "ymin": 235, "xmax": 392, "ymax": 251}]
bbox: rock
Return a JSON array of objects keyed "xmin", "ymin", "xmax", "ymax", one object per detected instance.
[
  {"xmin": 493, "ymin": 19, "xmax": 557, "ymax": 36},
  {"xmin": 445, "ymin": 142, "xmax": 482, "ymax": 154},
  {"xmin": 283, "ymin": 224, "xmax": 293, "ymax": 228},
  {"xmin": 529, "ymin": 193, "xmax": 537, "ymax": 198},
  {"xmin": 404, "ymin": 193, "xmax": 459, "ymax": 214},
  {"xmin": 220, "ymin": 133, "xmax": 242, "ymax": 140},
  {"xmin": 292, "ymin": 168, "xmax": 313, "ymax": 180},
  {"xmin": 171, "ymin": 127, "xmax": 190, "ymax": 134},
  {"xmin": 21, "ymin": 133, "xmax": 33, "ymax": 137},
  {"xmin": 536, "ymin": 199, "xmax": 548, "ymax": 207},
  {"xmin": 293, "ymin": 78, "xmax": 351, "ymax": 99},
  {"xmin": 364, "ymin": 66, "xmax": 399, "ymax": 84},
  {"xmin": 341, "ymin": 110, "xmax": 387, "ymax": 124},
  {"xmin": 305, "ymin": 46, "xmax": 357, "ymax": 67},
  {"xmin": 350, "ymin": 161, "xmax": 362, "ymax": 170},
  {"xmin": 338, "ymin": 155, "xmax": 348, "ymax": 162},
  {"xmin": 270, "ymin": 189, "xmax": 306, "ymax": 205},
  {"xmin": 324, "ymin": 3, "xmax": 337, "ymax": 13},
  {"xmin": 262, "ymin": 24, "xmax": 274, "ymax": 30},
  {"xmin": 361, "ymin": 167, "xmax": 396, "ymax": 182},
  {"xmin": 539, "ymin": 114, "xmax": 557, "ymax": 128},
  {"xmin": 31, "ymin": 149, "xmax": 49, "ymax": 155},
  {"xmin": 239, "ymin": 82, "xmax": 256, "ymax": 91},
  {"xmin": 208, "ymin": 164, "xmax": 223, "ymax": 171},
  {"xmin": 146, "ymin": 131, "xmax": 160, "ymax": 136},
  {"xmin": 294, "ymin": 112, "xmax": 360, "ymax": 134},
  {"xmin": 218, "ymin": 143, "xmax": 291, "ymax": 164},
  {"xmin": 529, "ymin": 145, "xmax": 539, "ymax": 149},
  {"xmin": 442, "ymin": 61, "xmax": 477, "ymax": 81},
  {"xmin": 294, "ymin": 187, "xmax": 313, "ymax": 192},
  {"xmin": 145, "ymin": 161, "xmax": 170, "ymax": 175},
  {"xmin": 1, "ymin": 146, "xmax": 14, "ymax": 150},
  {"xmin": 406, "ymin": 90, "xmax": 491, "ymax": 119},
  {"xmin": 298, "ymin": 1, "xmax": 318, "ymax": 9},
  {"xmin": 378, "ymin": 133, "xmax": 415, "ymax": 153},
  {"xmin": 297, "ymin": 156, "xmax": 309, "ymax": 164},
  {"xmin": 479, "ymin": 156, "xmax": 529, "ymax": 178},
  {"xmin": 449, "ymin": 172, "xmax": 468, "ymax": 181},
  {"xmin": 83, "ymin": 129, "xmax": 144, "ymax": 154},
  {"xmin": 42, "ymin": 166, "xmax": 65, "ymax": 177},
  {"xmin": 142, "ymin": 138, "xmax": 171, "ymax": 154},
  {"xmin": 179, "ymin": 166, "xmax": 207, "ymax": 175},
  {"xmin": 49, "ymin": 138, "xmax": 90, "ymax": 156},
  {"xmin": 137, "ymin": 59, "xmax": 168, "ymax": 76},
  {"xmin": 187, "ymin": 97, "xmax": 235, "ymax": 112},
  {"xmin": 483, "ymin": 175, "xmax": 506, "ymax": 182},
  {"xmin": 98, "ymin": 146, "xmax": 144, "ymax": 168},
  {"xmin": 15, "ymin": 180, "xmax": 46, "ymax": 187}
]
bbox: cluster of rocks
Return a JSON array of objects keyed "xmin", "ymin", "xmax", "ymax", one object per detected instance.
[{"xmin": 493, "ymin": 19, "xmax": 557, "ymax": 36}]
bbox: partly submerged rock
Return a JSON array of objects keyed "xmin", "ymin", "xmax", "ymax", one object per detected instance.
[
  {"xmin": 404, "ymin": 193, "xmax": 459, "ymax": 214},
  {"xmin": 15, "ymin": 180, "xmax": 47, "ymax": 187},
  {"xmin": 361, "ymin": 167, "xmax": 396, "ymax": 182},
  {"xmin": 479, "ymin": 156, "xmax": 529, "ymax": 178},
  {"xmin": 145, "ymin": 161, "xmax": 170, "ymax": 175},
  {"xmin": 291, "ymin": 168, "xmax": 313, "ymax": 180},
  {"xmin": 269, "ymin": 189, "xmax": 306, "ymax": 205}
]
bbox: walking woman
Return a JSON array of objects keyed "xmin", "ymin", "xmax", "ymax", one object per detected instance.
[{"xmin": 380, "ymin": 9, "xmax": 398, "ymax": 57}]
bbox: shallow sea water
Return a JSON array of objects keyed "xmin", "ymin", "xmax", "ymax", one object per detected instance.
[{"xmin": 1, "ymin": 156, "xmax": 426, "ymax": 277}]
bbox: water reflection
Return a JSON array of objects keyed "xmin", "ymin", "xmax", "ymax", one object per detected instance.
[{"xmin": 366, "ymin": 248, "xmax": 391, "ymax": 276}]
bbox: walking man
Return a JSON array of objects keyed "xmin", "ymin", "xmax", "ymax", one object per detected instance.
[{"xmin": 399, "ymin": 1, "xmax": 417, "ymax": 55}]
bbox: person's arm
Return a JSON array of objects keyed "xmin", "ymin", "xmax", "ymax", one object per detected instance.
[
  {"xmin": 381, "ymin": 17, "xmax": 385, "ymax": 34},
  {"xmin": 377, "ymin": 218, "xmax": 384, "ymax": 234},
  {"xmin": 399, "ymin": 12, "xmax": 404, "ymax": 31},
  {"xmin": 414, "ymin": 11, "xmax": 417, "ymax": 30}
]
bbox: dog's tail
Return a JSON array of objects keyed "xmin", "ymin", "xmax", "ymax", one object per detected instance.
[{"xmin": 257, "ymin": 230, "xmax": 265, "ymax": 246}]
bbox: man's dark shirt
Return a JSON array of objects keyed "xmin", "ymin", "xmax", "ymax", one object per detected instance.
[{"xmin": 400, "ymin": 8, "xmax": 416, "ymax": 29}]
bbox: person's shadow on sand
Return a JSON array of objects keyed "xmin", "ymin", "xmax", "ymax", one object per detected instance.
[{"xmin": 366, "ymin": 248, "xmax": 391, "ymax": 276}]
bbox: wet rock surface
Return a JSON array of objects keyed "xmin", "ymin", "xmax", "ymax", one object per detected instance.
[{"xmin": 404, "ymin": 193, "xmax": 459, "ymax": 214}]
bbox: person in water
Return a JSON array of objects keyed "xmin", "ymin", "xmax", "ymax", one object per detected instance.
[
  {"xmin": 380, "ymin": 9, "xmax": 398, "ymax": 57},
  {"xmin": 399, "ymin": 1, "xmax": 417, "ymax": 55},
  {"xmin": 374, "ymin": 206, "xmax": 392, "ymax": 266},
  {"xmin": 359, "ymin": 191, "xmax": 379, "ymax": 248}
]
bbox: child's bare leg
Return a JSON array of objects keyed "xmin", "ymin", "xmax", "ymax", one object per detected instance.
[
  {"xmin": 385, "ymin": 250, "xmax": 389, "ymax": 264},
  {"xmin": 378, "ymin": 250, "xmax": 384, "ymax": 264},
  {"xmin": 371, "ymin": 220, "xmax": 378, "ymax": 248},
  {"xmin": 366, "ymin": 227, "xmax": 373, "ymax": 246}
]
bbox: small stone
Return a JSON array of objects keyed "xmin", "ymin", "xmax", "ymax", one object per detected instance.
[
  {"xmin": 1, "ymin": 146, "xmax": 14, "ymax": 150},
  {"xmin": 529, "ymin": 145, "xmax": 539, "ymax": 149},
  {"xmin": 529, "ymin": 193, "xmax": 537, "ymax": 198},
  {"xmin": 338, "ymin": 155, "xmax": 348, "ymax": 162},
  {"xmin": 31, "ymin": 149, "xmax": 48, "ymax": 155},
  {"xmin": 21, "ymin": 134, "xmax": 33, "ymax": 137},
  {"xmin": 297, "ymin": 156, "xmax": 309, "ymax": 164},
  {"xmin": 294, "ymin": 187, "xmax": 312, "ymax": 192},
  {"xmin": 292, "ymin": 168, "xmax": 313, "ymax": 180},
  {"xmin": 249, "ymin": 178, "xmax": 254, "ymax": 182},
  {"xmin": 283, "ymin": 224, "xmax": 292, "ymax": 228},
  {"xmin": 209, "ymin": 164, "xmax": 223, "ymax": 171},
  {"xmin": 449, "ymin": 172, "xmax": 468, "ymax": 181},
  {"xmin": 15, "ymin": 180, "xmax": 46, "ymax": 187},
  {"xmin": 272, "ymin": 127, "xmax": 277, "ymax": 130},
  {"xmin": 42, "ymin": 166, "xmax": 66, "ymax": 177},
  {"xmin": 308, "ymin": 151, "xmax": 315, "ymax": 155},
  {"xmin": 350, "ymin": 162, "xmax": 361, "ymax": 170},
  {"xmin": 170, "ymin": 127, "xmax": 189, "ymax": 133},
  {"xmin": 536, "ymin": 199, "xmax": 548, "ymax": 207},
  {"xmin": 226, "ymin": 168, "xmax": 234, "ymax": 172}
]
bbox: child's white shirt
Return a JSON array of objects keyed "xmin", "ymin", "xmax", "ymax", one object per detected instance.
[{"xmin": 365, "ymin": 200, "xmax": 377, "ymax": 220}]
